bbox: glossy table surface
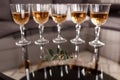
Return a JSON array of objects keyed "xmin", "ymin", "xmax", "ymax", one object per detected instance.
[
  {"xmin": 20, "ymin": 65, "xmax": 116, "ymax": 80},
  {"xmin": 0, "ymin": 27, "xmax": 118, "ymax": 80}
]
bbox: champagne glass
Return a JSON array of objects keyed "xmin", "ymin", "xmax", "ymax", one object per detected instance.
[
  {"xmin": 70, "ymin": 4, "xmax": 88, "ymax": 44},
  {"xmin": 51, "ymin": 4, "xmax": 68, "ymax": 43},
  {"xmin": 89, "ymin": 4, "xmax": 111, "ymax": 47},
  {"xmin": 10, "ymin": 4, "xmax": 31, "ymax": 46},
  {"xmin": 32, "ymin": 4, "xmax": 50, "ymax": 45}
]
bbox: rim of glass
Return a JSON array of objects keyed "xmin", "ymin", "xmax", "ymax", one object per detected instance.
[
  {"xmin": 30, "ymin": 3, "xmax": 51, "ymax": 7},
  {"xmin": 31, "ymin": 3, "xmax": 51, "ymax": 5},
  {"xmin": 69, "ymin": 3, "xmax": 89, "ymax": 5},
  {"xmin": 51, "ymin": 3, "xmax": 69, "ymax": 4},
  {"xmin": 90, "ymin": 3, "xmax": 111, "ymax": 6},
  {"xmin": 10, "ymin": 3, "xmax": 31, "ymax": 5},
  {"xmin": 10, "ymin": 3, "xmax": 30, "ymax": 5},
  {"xmin": 50, "ymin": 3, "xmax": 70, "ymax": 6},
  {"xmin": 50, "ymin": 3, "xmax": 89, "ymax": 6}
]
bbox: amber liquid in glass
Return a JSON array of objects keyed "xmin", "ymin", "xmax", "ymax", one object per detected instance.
[
  {"xmin": 12, "ymin": 12, "xmax": 30, "ymax": 25},
  {"xmin": 52, "ymin": 14, "xmax": 67, "ymax": 24},
  {"xmin": 33, "ymin": 11, "xmax": 49, "ymax": 24},
  {"xmin": 90, "ymin": 12, "xmax": 108, "ymax": 26},
  {"xmin": 71, "ymin": 11, "xmax": 87, "ymax": 24}
]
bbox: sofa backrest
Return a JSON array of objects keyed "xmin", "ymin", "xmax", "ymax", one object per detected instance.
[
  {"xmin": 0, "ymin": 0, "xmax": 12, "ymax": 21},
  {"xmin": 0, "ymin": 0, "xmax": 53, "ymax": 21},
  {"xmin": 10, "ymin": 0, "xmax": 53, "ymax": 19},
  {"xmin": 53, "ymin": 0, "xmax": 88, "ymax": 3},
  {"xmin": 0, "ymin": 0, "xmax": 101, "ymax": 21},
  {"xmin": 10, "ymin": 0, "xmax": 53, "ymax": 4}
]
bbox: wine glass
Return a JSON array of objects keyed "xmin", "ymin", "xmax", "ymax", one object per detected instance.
[
  {"xmin": 51, "ymin": 4, "xmax": 68, "ymax": 43},
  {"xmin": 89, "ymin": 4, "xmax": 111, "ymax": 47},
  {"xmin": 32, "ymin": 4, "xmax": 50, "ymax": 45},
  {"xmin": 70, "ymin": 4, "xmax": 88, "ymax": 44},
  {"xmin": 10, "ymin": 4, "xmax": 31, "ymax": 46}
]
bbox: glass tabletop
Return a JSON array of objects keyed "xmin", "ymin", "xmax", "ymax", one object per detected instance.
[
  {"xmin": 9, "ymin": 27, "xmax": 115, "ymax": 80},
  {"xmin": 20, "ymin": 65, "xmax": 116, "ymax": 80},
  {"xmin": 0, "ymin": 24, "xmax": 117, "ymax": 80}
]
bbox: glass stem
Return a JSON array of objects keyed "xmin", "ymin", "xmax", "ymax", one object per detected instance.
[
  {"xmin": 20, "ymin": 25, "xmax": 25, "ymax": 41},
  {"xmin": 65, "ymin": 65, "xmax": 69, "ymax": 74},
  {"xmin": 44, "ymin": 68, "xmax": 47, "ymax": 79},
  {"xmin": 49, "ymin": 68, "xmax": 52, "ymax": 77},
  {"xmin": 78, "ymin": 67, "xmax": 80, "ymax": 78},
  {"xmin": 60, "ymin": 66, "xmax": 63, "ymax": 77},
  {"xmin": 76, "ymin": 24, "xmax": 81, "ymax": 39},
  {"xmin": 95, "ymin": 26, "xmax": 100, "ymax": 41},
  {"xmin": 75, "ymin": 45, "xmax": 79, "ymax": 58},
  {"xmin": 39, "ymin": 25, "xmax": 44, "ymax": 39},
  {"xmin": 57, "ymin": 24, "xmax": 61, "ymax": 38}
]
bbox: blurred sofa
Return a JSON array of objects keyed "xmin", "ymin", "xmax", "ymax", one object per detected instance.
[{"xmin": 0, "ymin": 0, "xmax": 120, "ymax": 71}]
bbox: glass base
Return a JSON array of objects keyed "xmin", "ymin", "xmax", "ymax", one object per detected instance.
[
  {"xmin": 35, "ymin": 38, "xmax": 49, "ymax": 45},
  {"xmin": 70, "ymin": 38, "xmax": 85, "ymax": 44},
  {"xmin": 53, "ymin": 37, "xmax": 67, "ymax": 44},
  {"xmin": 16, "ymin": 39, "xmax": 31, "ymax": 46},
  {"xmin": 89, "ymin": 40, "xmax": 105, "ymax": 47}
]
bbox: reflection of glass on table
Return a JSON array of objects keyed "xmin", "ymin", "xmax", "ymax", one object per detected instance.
[
  {"xmin": 20, "ymin": 65, "xmax": 116, "ymax": 80},
  {"xmin": 19, "ymin": 42, "xmax": 113, "ymax": 80}
]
